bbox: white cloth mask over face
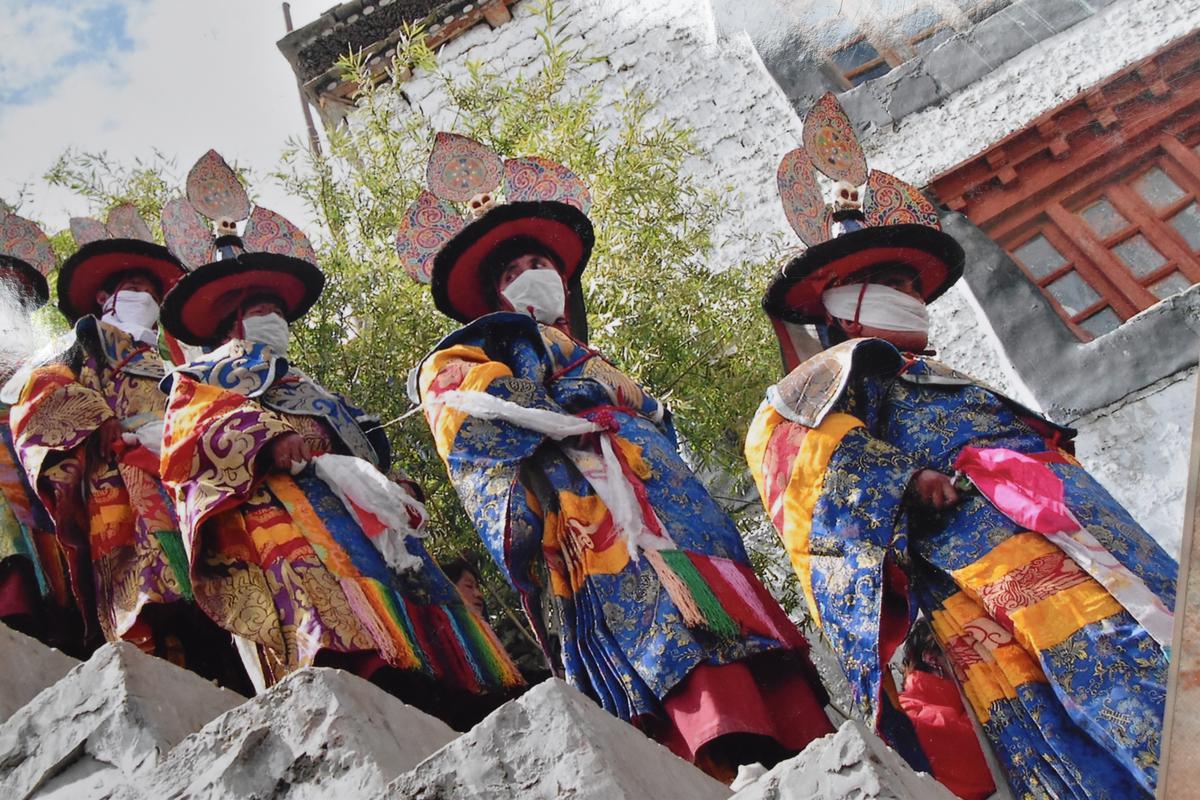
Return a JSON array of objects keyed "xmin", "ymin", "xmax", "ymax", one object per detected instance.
[
  {"xmin": 821, "ymin": 283, "xmax": 930, "ymax": 333},
  {"xmin": 501, "ymin": 268, "xmax": 566, "ymax": 325},
  {"xmin": 241, "ymin": 312, "xmax": 291, "ymax": 356},
  {"xmin": 101, "ymin": 290, "xmax": 160, "ymax": 345}
]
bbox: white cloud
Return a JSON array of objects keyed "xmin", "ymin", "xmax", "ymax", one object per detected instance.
[{"xmin": 0, "ymin": 0, "xmax": 334, "ymax": 234}]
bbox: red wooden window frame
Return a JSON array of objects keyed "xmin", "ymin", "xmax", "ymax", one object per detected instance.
[{"xmin": 999, "ymin": 134, "xmax": 1200, "ymax": 340}]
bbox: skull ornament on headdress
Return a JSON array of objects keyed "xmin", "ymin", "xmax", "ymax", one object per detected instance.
[
  {"xmin": 394, "ymin": 132, "xmax": 592, "ymax": 284},
  {"xmin": 777, "ymin": 92, "xmax": 942, "ymax": 249},
  {"xmin": 160, "ymin": 149, "xmax": 316, "ymax": 269},
  {"xmin": 158, "ymin": 150, "xmax": 324, "ymax": 347},
  {"xmin": 832, "ymin": 181, "xmax": 861, "ymax": 212},
  {"xmin": 764, "ymin": 92, "xmax": 963, "ymax": 368}
]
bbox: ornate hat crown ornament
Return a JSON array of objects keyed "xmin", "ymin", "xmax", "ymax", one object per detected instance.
[
  {"xmin": 0, "ymin": 210, "xmax": 56, "ymax": 308},
  {"xmin": 777, "ymin": 92, "xmax": 942, "ymax": 250},
  {"xmin": 763, "ymin": 93, "xmax": 964, "ymax": 371},
  {"xmin": 69, "ymin": 202, "xmax": 158, "ymax": 248},
  {"xmin": 56, "ymin": 200, "xmax": 186, "ymax": 322},
  {"xmin": 157, "ymin": 150, "xmax": 325, "ymax": 347},
  {"xmin": 394, "ymin": 132, "xmax": 592, "ymax": 284},
  {"xmin": 160, "ymin": 149, "xmax": 316, "ymax": 269}
]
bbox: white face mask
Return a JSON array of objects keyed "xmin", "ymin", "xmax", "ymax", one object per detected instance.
[
  {"xmin": 241, "ymin": 312, "xmax": 290, "ymax": 356},
  {"xmin": 821, "ymin": 283, "xmax": 930, "ymax": 333},
  {"xmin": 500, "ymin": 268, "xmax": 566, "ymax": 325},
  {"xmin": 101, "ymin": 290, "xmax": 160, "ymax": 344}
]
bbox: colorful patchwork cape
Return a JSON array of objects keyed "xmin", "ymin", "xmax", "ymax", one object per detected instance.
[
  {"xmin": 0, "ymin": 396, "xmax": 68, "ymax": 631},
  {"xmin": 746, "ymin": 338, "xmax": 1176, "ymax": 799},
  {"xmin": 10, "ymin": 317, "xmax": 192, "ymax": 650},
  {"xmin": 160, "ymin": 339, "xmax": 521, "ymax": 695},
  {"xmin": 416, "ymin": 312, "xmax": 814, "ymax": 723}
]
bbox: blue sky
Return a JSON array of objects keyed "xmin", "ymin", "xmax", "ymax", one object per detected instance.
[
  {"xmin": 0, "ymin": 1, "xmax": 136, "ymax": 107},
  {"xmin": 0, "ymin": 0, "xmax": 331, "ymax": 230}
]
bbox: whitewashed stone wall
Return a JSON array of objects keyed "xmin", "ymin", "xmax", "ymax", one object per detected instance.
[
  {"xmin": 860, "ymin": 0, "xmax": 1200, "ymax": 186},
  {"xmin": 1073, "ymin": 367, "xmax": 1196, "ymax": 557},
  {"xmin": 388, "ymin": 0, "xmax": 1036, "ymax": 399}
]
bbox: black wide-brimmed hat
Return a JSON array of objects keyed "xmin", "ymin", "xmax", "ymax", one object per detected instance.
[
  {"xmin": 765, "ymin": 92, "xmax": 964, "ymax": 327},
  {"xmin": 0, "ymin": 212, "xmax": 57, "ymax": 310},
  {"xmin": 57, "ymin": 238, "xmax": 185, "ymax": 322},
  {"xmin": 431, "ymin": 200, "xmax": 594, "ymax": 328},
  {"xmin": 160, "ymin": 252, "xmax": 324, "ymax": 346},
  {"xmin": 57, "ymin": 204, "xmax": 187, "ymax": 322},
  {"xmin": 395, "ymin": 133, "xmax": 596, "ymax": 340},
  {"xmin": 762, "ymin": 223, "xmax": 964, "ymax": 325},
  {"xmin": 157, "ymin": 148, "xmax": 325, "ymax": 346}
]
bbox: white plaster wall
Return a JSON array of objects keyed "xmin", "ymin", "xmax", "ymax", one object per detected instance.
[
  {"xmin": 860, "ymin": 0, "xmax": 1200, "ymax": 186},
  {"xmin": 927, "ymin": 282, "xmax": 1040, "ymax": 407},
  {"xmin": 864, "ymin": 0, "xmax": 1200, "ymax": 407},
  {"xmin": 397, "ymin": 0, "xmax": 805, "ymax": 270},
  {"xmin": 1072, "ymin": 367, "xmax": 1196, "ymax": 558}
]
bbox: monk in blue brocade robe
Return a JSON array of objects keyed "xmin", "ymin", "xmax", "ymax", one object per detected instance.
[
  {"xmin": 747, "ymin": 223, "xmax": 1177, "ymax": 799},
  {"xmin": 413, "ymin": 194, "xmax": 833, "ymax": 781}
]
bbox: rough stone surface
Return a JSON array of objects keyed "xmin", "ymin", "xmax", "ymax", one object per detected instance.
[
  {"xmin": 385, "ymin": 678, "xmax": 732, "ymax": 799},
  {"xmin": 1073, "ymin": 366, "xmax": 1197, "ymax": 558},
  {"xmin": 863, "ymin": 0, "xmax": 1199, "ymax": 186},
  {"xmin": 730, "ymin": 720, "xmax": 956, "ymax": 800},
  {"xmin": 0, "ymin": 623, "xmax": 78, "ymax": 722},
  {"xmin": 132, "ymin": 667, "xmax": 457, "ymax": 800},
  {"xmin": 0, "ymin": 642, "xmax": 243, "ymax": 799}
]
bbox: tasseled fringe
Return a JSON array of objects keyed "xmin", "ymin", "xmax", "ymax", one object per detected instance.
[
  {"xmin": 343, "ymin": 578, "xmax": 427, "ymax": 673},
  {"xmin": 154, "ymin": 529, "xmax": 194, "ymax": 602},
  {"xmin": 644, "ymin": 549, "xmax": 706, "ymax": 628},
  {"xmin": 340, "ymin": 580, "xmax": 522, "ymax": 694},
  {"xmin": 427, "ymin": 603, "xmax": 481, "ymax": 693},
  {"xmin": 449, "ymin": 603, "xmax": 524, "ymax": 689},
  {"xmin": 645, "ymin": 549, "xmax": 739, "ymax": 639},
  {"xmin": 413, "ymin": 601, "xmax": 523, "ymax": 694},
  {"xmin": 694, "ymin": 554, "xmax": 789, "ymax": 642},
  {"xmin": 646, "ymin": 550, "xmax": 806, "ymax": 647}
]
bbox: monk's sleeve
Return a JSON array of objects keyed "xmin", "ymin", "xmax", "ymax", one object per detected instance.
[
  {"xmin": 745, "ymin": 400, "xmax": 920, "ymax": 723},
  {"xmin": 159, "ymin": 374, "xmax": 294, "ymax": 536},
  {"xmin": 10, "ymin": 362, "xmax": 112, "ymax": 511},
  {"xmin": 418, "ymin": 343, "xmax": 563, "ymax": 594}
]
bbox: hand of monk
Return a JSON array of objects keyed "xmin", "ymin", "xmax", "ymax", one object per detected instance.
[
  {"xmin": 268, "ymin": 433, "xmax": 311, "ymax": 474},
  {"xmin": 94, "ymin": 418, "xmax": 124, "ymax": 462},
  {"xmin": 908, "ymin": 469, "xmax": 961, "ymax": 510}
]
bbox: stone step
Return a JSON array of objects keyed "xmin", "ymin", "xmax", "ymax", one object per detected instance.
[
  {"xmin": 729, "ymin": 719, "xmax": 957, "ymax": 800},
  {"xmin": 134, "ymin": 667, "xmax": 458, "ymax": 800},
  {"xmin": 384, "ymin": 678, "xmax": 731, "ymax": 800},
  {"xmin": 0, "ymin": 641, "xmax": 244, "ymax": 799},
  {"xmin": 0, "ymin": 624, "xmax": 78, "ymax": 722}
]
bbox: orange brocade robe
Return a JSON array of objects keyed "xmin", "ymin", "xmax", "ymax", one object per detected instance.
[
  {"xmin": 10, "ymin": 318, "xmax": 193, "ymax": 655},
  {"xmin": 158, "ymin": 339, "xmax": 522, "ymax": 706}
]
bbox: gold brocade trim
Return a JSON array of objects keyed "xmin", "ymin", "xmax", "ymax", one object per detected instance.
[
  {"xmin": 1010, "ymin": 581, "xmax": 1122, "ymax": 654},
  {"xmin": 21, "ymin": 383, "xmax": 112, "ymax": 449},
  {"xmin": 780, "ymin": 412, "xmax": 864, "ymax": 628},
  {"xmin": 951, "ymin": 532, "xmax": 1058, "ymax": 590}
]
